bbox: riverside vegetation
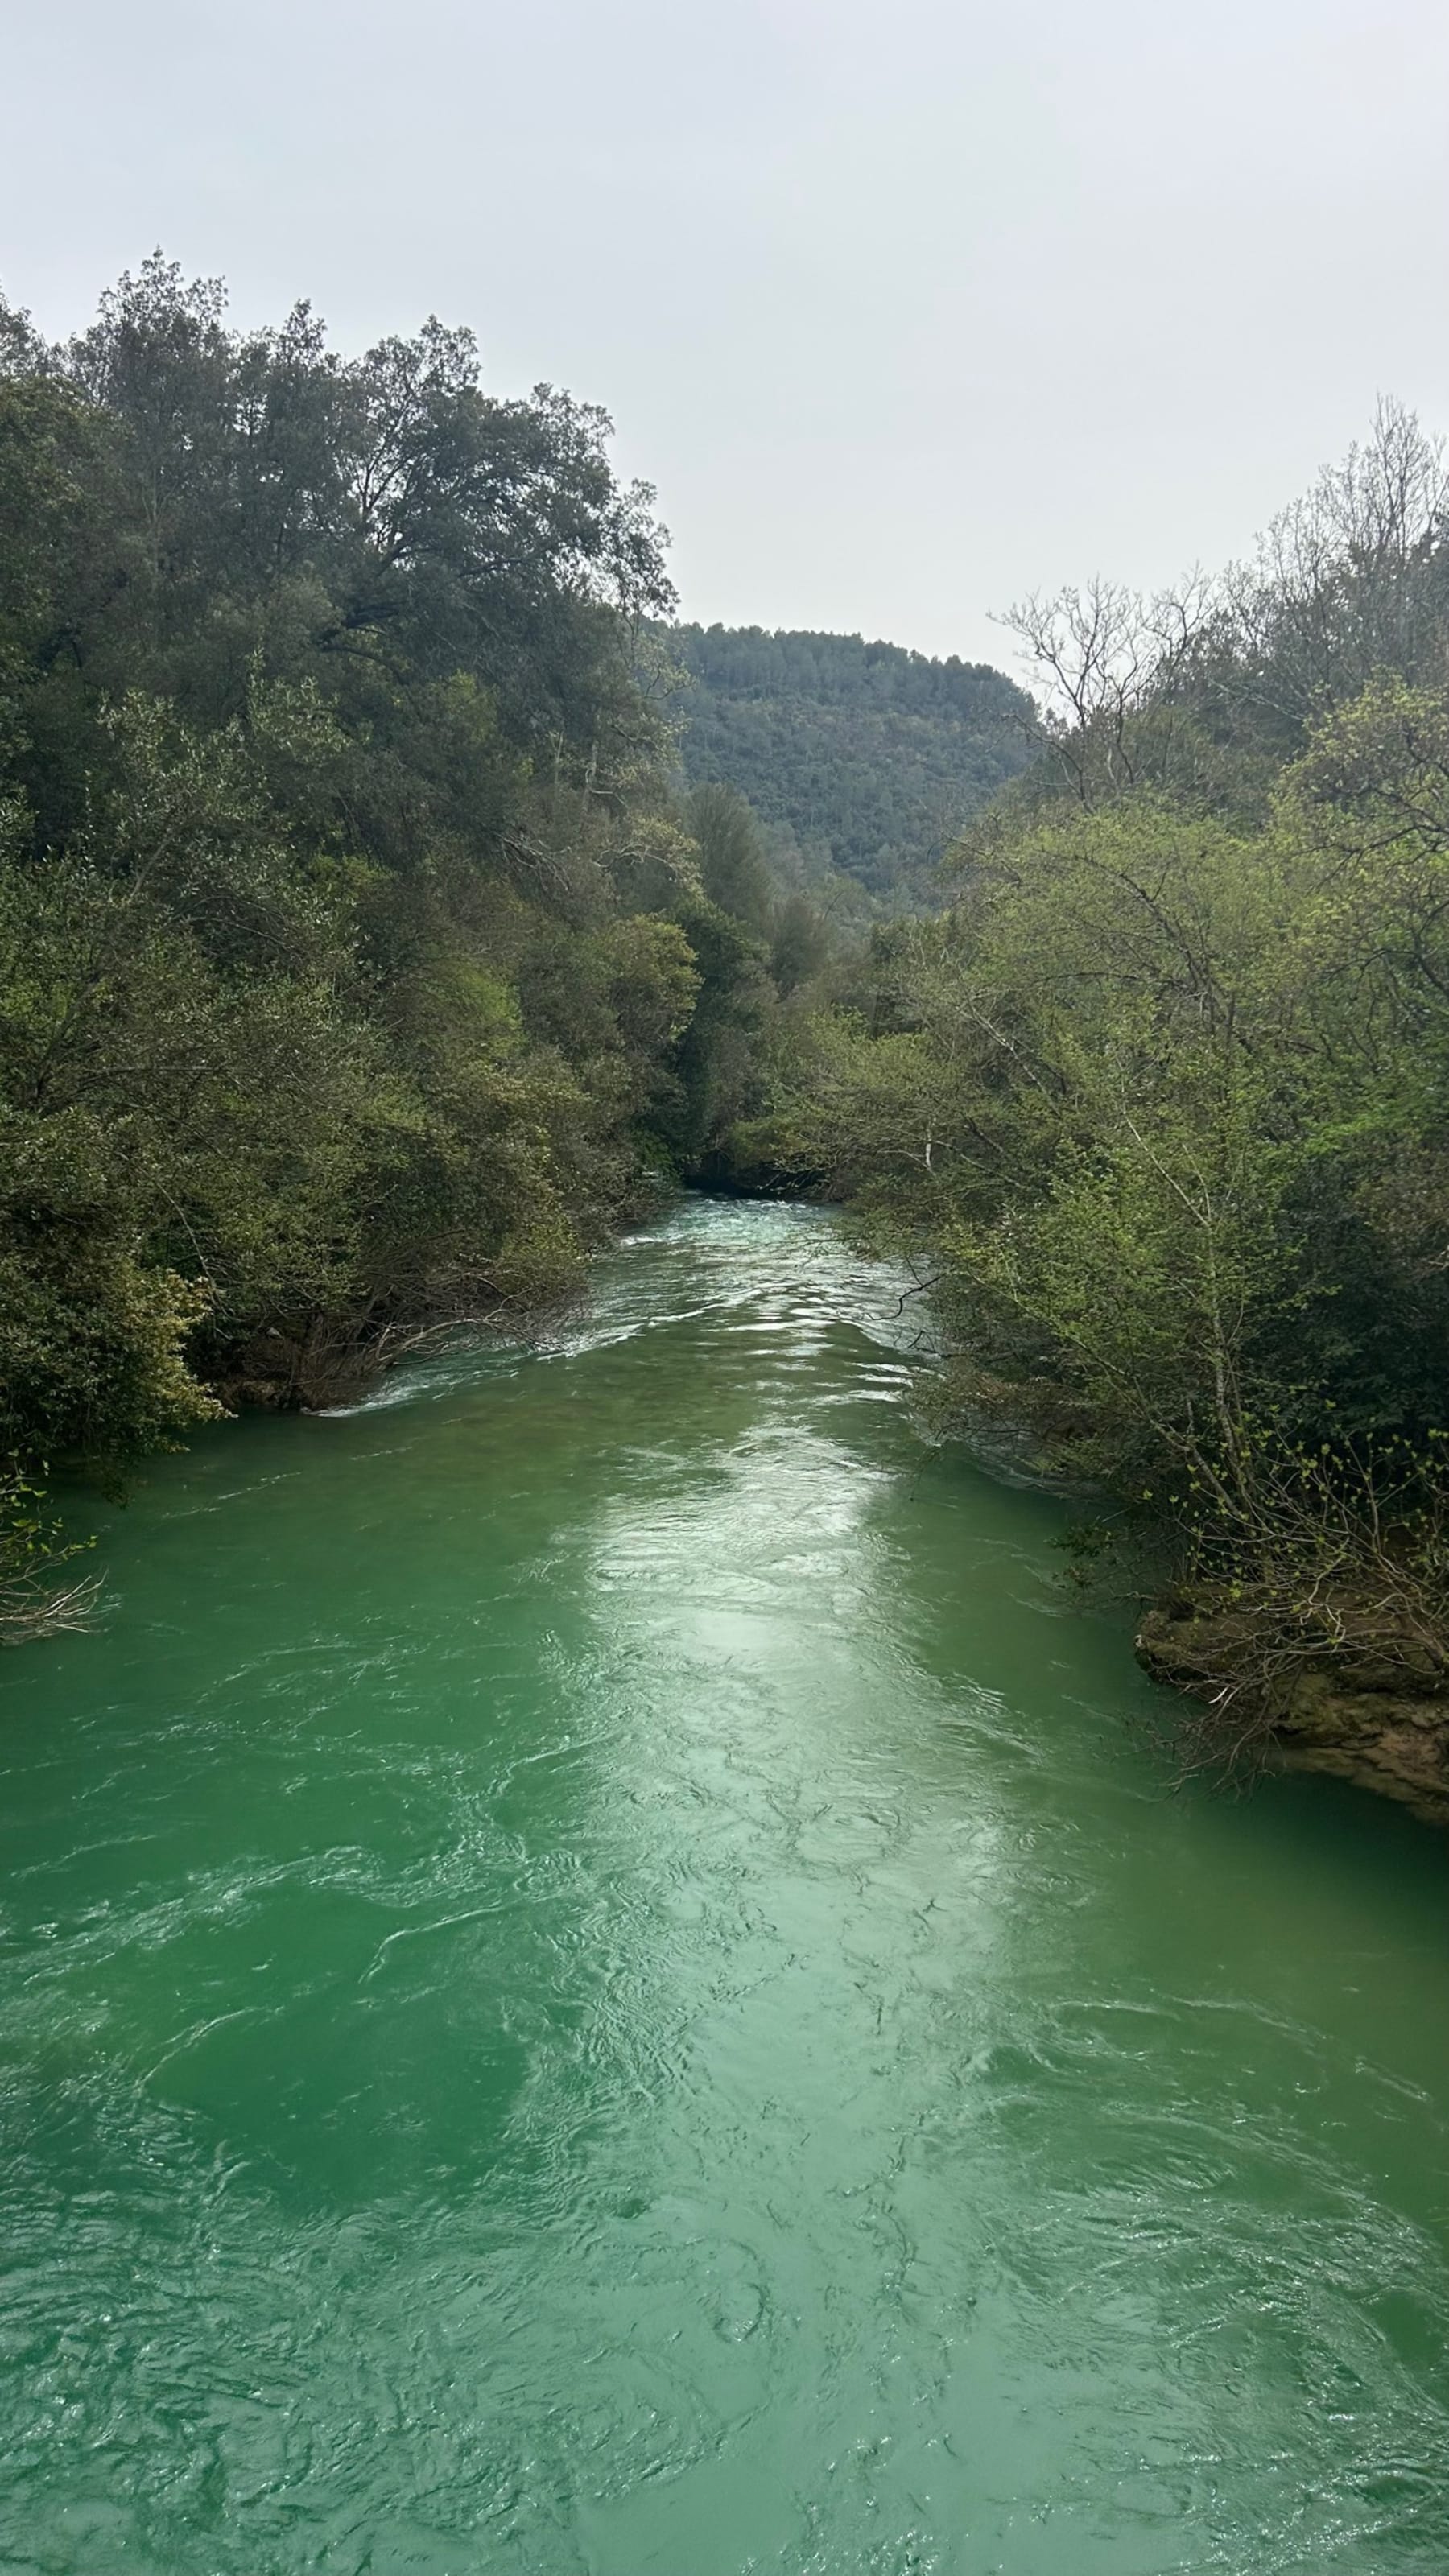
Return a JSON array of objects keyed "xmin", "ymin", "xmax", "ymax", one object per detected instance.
[
  {"xmin": 754, "ymin": 401, "xmax": 1449, "ymax": 1814},
  {"xmin": 0, "ymin": 260, "xmax": 869, "ymax": 1624},
  {"xmin": 5, "ymin": 263, "xmax": 1449, "ymax": 1820}
]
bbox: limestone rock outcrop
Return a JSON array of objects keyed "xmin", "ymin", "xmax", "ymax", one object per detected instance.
[{"xmin": 1137, "ymin": 1596, "xmax": 1449, "ymax": 1827}]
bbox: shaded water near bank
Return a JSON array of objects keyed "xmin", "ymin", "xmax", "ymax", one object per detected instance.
[{"xmin": 1, "ymin": 1199, "xmax": 1447, "ymax": 2574}]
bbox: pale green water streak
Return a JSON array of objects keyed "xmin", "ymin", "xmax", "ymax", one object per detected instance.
[{"xmin": 1, "ymin": 1199, "xmax": 1447, "ymax": 2574}]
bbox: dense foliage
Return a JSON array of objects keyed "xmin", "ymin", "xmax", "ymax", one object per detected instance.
[
  {"xmin": 763, "ymin": 406, "xmax": 1449, "ymax": 1762},
  {"xmin": 665, "ymin": 624, "xmax": 1032, "ymax": 902},
  {"xmin": 0, "ymin": 260, "xmax": 835, "ymax": 1630}
]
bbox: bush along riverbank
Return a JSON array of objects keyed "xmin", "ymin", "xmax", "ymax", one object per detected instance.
[
  {"xmin": 0, "ymin": 262, "xmax": 852, "ymax": 1633},
  {"xmin": 748, "ymin": 405, "xmax": 1449, "ymax": 1820}
]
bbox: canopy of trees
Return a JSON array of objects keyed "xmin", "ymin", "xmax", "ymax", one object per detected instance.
[{"xmin": 0, "ymin": 260, "xmax": 840, "ymax": 1629}]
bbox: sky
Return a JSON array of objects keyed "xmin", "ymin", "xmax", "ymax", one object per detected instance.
[{"xmin": 5, "ymin": 0, "xmax": 1449, "ymax": 670}]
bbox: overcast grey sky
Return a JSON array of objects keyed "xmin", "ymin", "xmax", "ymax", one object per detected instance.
[{"xmin": 5, "ymin": 0, "xmax": 1448, "ymax": 666}]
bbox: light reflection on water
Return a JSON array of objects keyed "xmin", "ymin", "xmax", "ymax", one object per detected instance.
[{"xmin": 0, "ymin": 1198, "xmax": 1445, "ymax": 2575}]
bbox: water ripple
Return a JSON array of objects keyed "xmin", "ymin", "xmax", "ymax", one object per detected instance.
[{"xmin": 0, "ymin": 1201, "xmax": 1445, "ymax": 2574}]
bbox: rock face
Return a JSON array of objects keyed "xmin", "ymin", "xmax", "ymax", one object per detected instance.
[{"xmin": 1136, "ymin": 1597, "xmax": 1449, "ymax": 1827}]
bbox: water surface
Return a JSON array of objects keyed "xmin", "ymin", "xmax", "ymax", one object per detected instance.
[{"xmin": 1, "ymin": 1199, "xmax": 1446, "ymax": 2574}]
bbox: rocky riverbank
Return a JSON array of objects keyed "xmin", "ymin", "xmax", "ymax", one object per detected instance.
[{"xmin": 1137, "ymin": 1595, "xmax": 1449, "ymax": 1827}]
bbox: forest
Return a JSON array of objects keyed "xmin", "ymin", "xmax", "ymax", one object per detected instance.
[{"xmin": 0, "ymin": 260, "xmax": 841, "ymax": 1633}]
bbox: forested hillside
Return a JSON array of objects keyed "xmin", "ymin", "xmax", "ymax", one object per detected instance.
[
  {"xmin": 758, "ymin": 403, "xmax": 1449, "ymax": 1811},
  {"xmin": 665, "ymin": 623, "xmax": 1032, "ymax": 902},
  {"xmin": 0, "ymin": 260, "xmax": 832, "ymax": 1632}
]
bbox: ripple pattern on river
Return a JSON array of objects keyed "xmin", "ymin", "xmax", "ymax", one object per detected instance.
[{"xmin": 0, "ymin": 1200, "xmax": 1446, "ymax": 2575}]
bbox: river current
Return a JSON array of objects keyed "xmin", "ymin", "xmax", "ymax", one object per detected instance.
[{"xmin": 0, "ymin": 1199, "xmax": 1446, "ymax": 2574}]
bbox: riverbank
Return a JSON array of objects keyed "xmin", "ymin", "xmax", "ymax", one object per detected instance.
[{"xmin": 1138, "ymin": 1590, "xmax": 1449, "ymax": 1826}]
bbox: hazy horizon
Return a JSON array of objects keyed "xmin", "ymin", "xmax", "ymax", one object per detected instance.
[{"xmin": 6, "ymin": 0, "xmax": 1448, "ymax": 672}]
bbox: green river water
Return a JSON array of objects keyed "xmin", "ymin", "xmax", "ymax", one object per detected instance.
[{"xmin": 1, "ymin": 1199, "xmax": 1447, "ymax": 2575}]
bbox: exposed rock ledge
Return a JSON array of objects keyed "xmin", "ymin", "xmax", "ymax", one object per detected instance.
[{"xmin": 1137, "ymin": 1598, "xmax": 1449, "ymax": 1827}]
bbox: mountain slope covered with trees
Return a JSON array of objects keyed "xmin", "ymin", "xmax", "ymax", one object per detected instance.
[{"xmin": 664, "ymin": 623, "xmax": 1033, "ymax": 904}]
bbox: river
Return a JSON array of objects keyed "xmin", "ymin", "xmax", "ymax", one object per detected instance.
[{"xmin": 0, "ymin": 1199, "xmax": 1446, "ymax": 2574}]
